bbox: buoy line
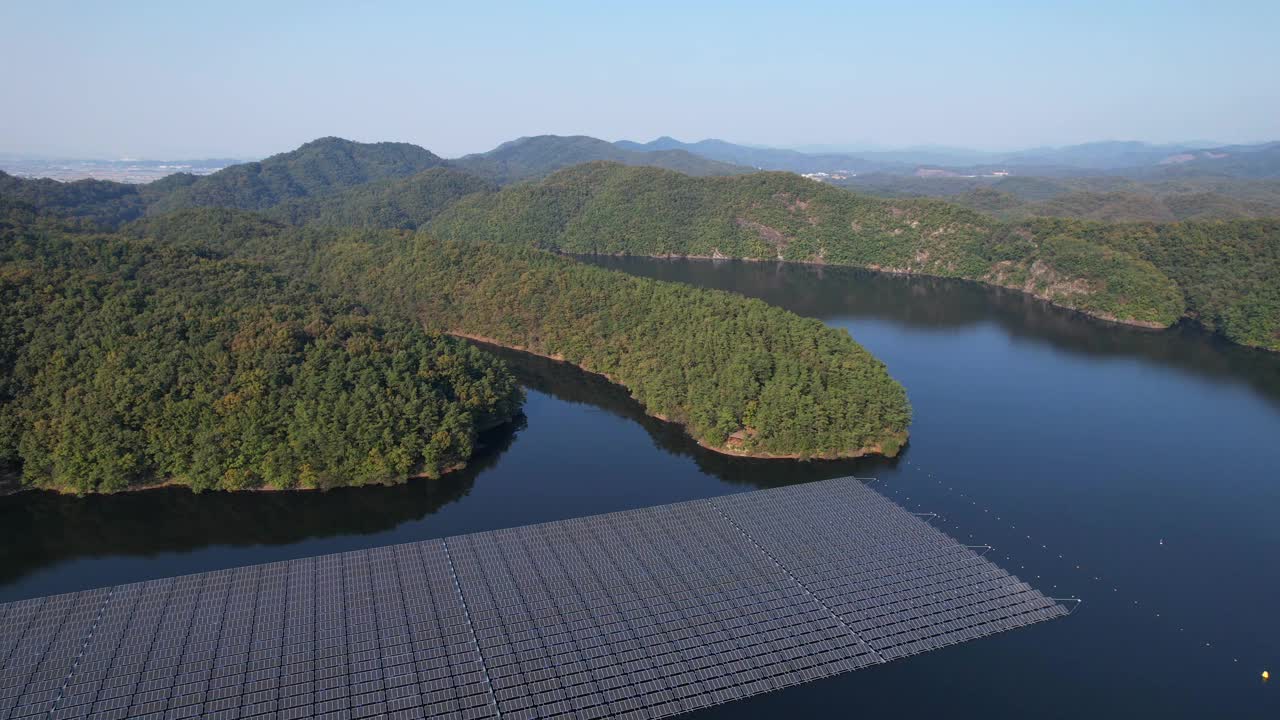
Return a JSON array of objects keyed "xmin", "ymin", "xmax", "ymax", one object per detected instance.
[{"xmin": 866, "ymin": 464, "xmax": 1273, "ymax": 685}]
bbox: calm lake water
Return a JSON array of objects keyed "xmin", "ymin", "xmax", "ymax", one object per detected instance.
[{"xmin": 2, "ymin": 258, "xmax": 1277, "ymax": 718}]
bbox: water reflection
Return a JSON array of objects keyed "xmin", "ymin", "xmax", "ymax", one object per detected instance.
[{"xmin": 585, "ymin": 256, "xmax": 1280, "ymax": 407}]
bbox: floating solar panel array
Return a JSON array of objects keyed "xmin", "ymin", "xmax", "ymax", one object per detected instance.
[{"xmin": 0, "ymin": 478, "xmax": 1068, "ymax": 720}]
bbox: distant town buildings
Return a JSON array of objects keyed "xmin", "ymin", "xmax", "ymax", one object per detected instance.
[
  {"xmin": 914, "ymin": 167, "xmax": 1012, "ymax": 179},
  {"xmin": 801, "ymin": 170, "xmax": 855, "ymax": 182}
]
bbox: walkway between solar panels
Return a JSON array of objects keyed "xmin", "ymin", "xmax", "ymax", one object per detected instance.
[{"xmin": 0, "ymin": 478, "xmax": 1070, "ymax": 720}]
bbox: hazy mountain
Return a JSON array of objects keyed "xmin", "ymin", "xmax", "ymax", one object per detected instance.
[
  {"xmin": 1144, "ymin": 142, "xmax": 1280, "ymax": 178},
  {"xmin": 616, "ymin": 137, "xmax": 1280, "ymax": 178},
  {"xmin": 615, "ymin": 137, "xmax": 885, "ymax": 173},
  {"xmin": 455, "ymin": 135, "xmax": 749, "ymax": 184},
  {"xmin": 617, "ymin": 137, "xmax": 1036, "ymax": 172},
  {"xmin": 994, "ymin": 141, "xmax": 1200, "ymax": 170}
]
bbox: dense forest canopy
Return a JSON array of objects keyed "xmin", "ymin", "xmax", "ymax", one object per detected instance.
[
  {"xmin": 1033, "ymin": 218, "xmax": 1280, "ymax": 352},
  {"xmin": 0, "ymin": 170, "xmax": 164, "ymax": 228},
  {"xmin": 361, "ymin": 237, "xmax": 912, "ymax": 458},
  {"xmin": 0, "ymin": 205, "xmax": 522, "ymax": 493},
  {"xmin": 264, "ymin": 167, "xmax": 494, "ymax": 229}
]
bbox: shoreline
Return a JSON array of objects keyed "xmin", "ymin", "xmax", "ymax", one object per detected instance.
[
  {"xmin": 449, "ymin": 332, "xmax": 900, "ymax": 461},
  {"xmin": 584, "ymin": 253, "xmax": 1280, "ymax": 355},
  {"xmin": 567, "ymin": 251, "xmax": 1174, "ymax": 331},
  {"xmin": 0, "ymin": 419, "xmax": 520, "ymax": 499}
]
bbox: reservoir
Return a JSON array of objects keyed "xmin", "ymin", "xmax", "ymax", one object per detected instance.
[{"xmin": 2, "ymin": 258, "xmax": 1278, "ymax": 717}]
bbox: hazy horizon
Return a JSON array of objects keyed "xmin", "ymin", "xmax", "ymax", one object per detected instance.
[
  {"xmin": 1, "ymin": 134, "xmax": 1269, "ymax": 164},
  {"xmin": 2, "ymin": 0, "xmax": 1278, "ymax": 159}
]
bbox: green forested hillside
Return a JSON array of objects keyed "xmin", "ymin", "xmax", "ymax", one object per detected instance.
[
  {"xmin": 432, "ymin": 163, "xmax": 1186, "ymax": 329},
  {"xmin": 1037, "ymin": 218, "xmax": 1280, "ymax": 351},
  {"xmin": 0, "ymin": 207, "xmax": 522, "ymax": 493},
  {"xmin": 264, "ymin": 167, "xmax": 493, "ymax": 229},
  {"xmin": 148, "ymin": 137, "xmax": 448, "ymax": 214},
  {"xmin": 132, "ymin": 211, "xmax": 912, "ymax": 458},
  {"xmin": 452, "ymin": 135, "xmax": 750, "ymax": 185}
]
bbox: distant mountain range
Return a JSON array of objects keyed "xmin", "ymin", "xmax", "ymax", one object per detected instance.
[
  {"xmin": 6, "ymin": 135, "xmax": 1279, "ymax": 188},
  {"xmin": 452, "ymin": 135, "xmax": 746, "ymax": 184},
  {"xmin": 614, "ymin": 137, "xmax": 1280, "ymax": 178},
  {"xmin": 7, "ymin": 134, "xmax": 1280, "ymax": 233},
  {"xmin": 0, "ymin": 135, "xmax": 751, "ymax": 226}
]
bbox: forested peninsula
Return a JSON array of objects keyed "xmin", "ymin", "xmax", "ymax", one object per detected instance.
[
  {"xmin": 1, "ymin": 202, "xmax": 523, "ymax": 494},
  {"xmin": 130, "ymin": 210, "xmax": 913, "ymax": 461}
]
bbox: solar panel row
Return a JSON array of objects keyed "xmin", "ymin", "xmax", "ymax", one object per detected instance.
[{"xmin": 0, "ymin": 478, "xmax": 1067, "ymax": 719}]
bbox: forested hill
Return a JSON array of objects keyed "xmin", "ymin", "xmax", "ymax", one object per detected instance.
[
  {"xmin": 431, "ymin": 162, "xmax": 1280, "ymax": 351},
  {"xmin": 431, "ymin": 163, "xmax": 1185, "ymax": 327},
  {"xmin": 1032, "ymin": 217, "xmax": 1280, "ymax": 353},
  {"xmin": 129, "ymin": 210, "xmax": 912, "ymax": 460},
  {"xmin": 148, "ymin": 137, "xmax": 448, "ymax": 214},
  {"xmin": 264, "ymin": 167, "xmax": 494, "ymax": 229},
  {"xmin": 0, "ymin": 204, "xmax": 523, "ymax": 494},
  {"xmin": 0, "ymin": 138, "xmax": 457, "ymax": 227},
  {"xmin": 452, "ymin": 135, "xmax": 750, "ymax": 184}
]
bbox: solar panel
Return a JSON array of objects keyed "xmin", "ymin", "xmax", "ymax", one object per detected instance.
[{"xmin": 0, "ymin": 478, "xmax": 1069, "ymax": 719}]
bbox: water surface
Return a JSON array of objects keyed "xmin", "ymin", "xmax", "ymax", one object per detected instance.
[{"xmin": 2, "ymin": 258, "xmax": 1276, "ymax": 718}]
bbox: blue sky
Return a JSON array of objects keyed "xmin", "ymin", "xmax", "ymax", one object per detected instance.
[{"xmin": 2, "ymin": 0, "xmax": 1277, "ymax": 158}]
